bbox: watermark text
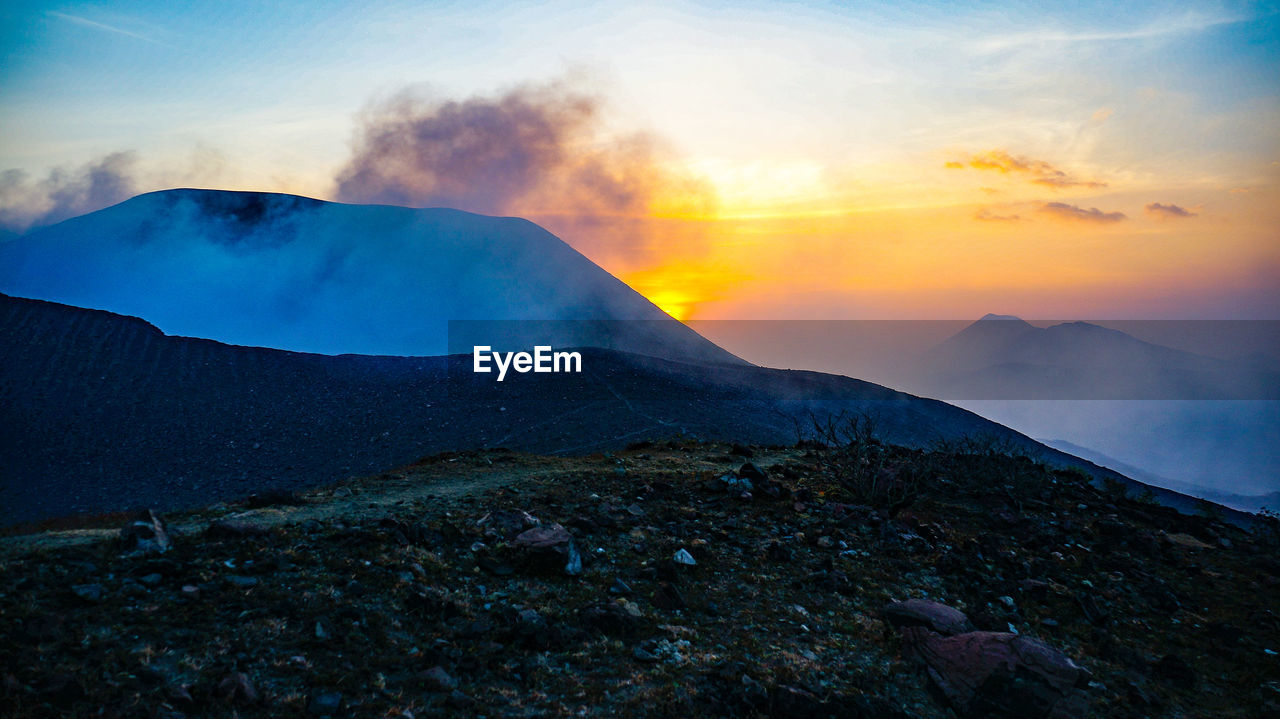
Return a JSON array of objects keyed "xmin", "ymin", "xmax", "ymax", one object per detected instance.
[{"xmin": 473, "ymin": 346, "xmax": 582, "ymax": 381}]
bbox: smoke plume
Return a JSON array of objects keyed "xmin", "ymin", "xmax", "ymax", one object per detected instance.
[
  {"xmin": 334, "ymin": 80, "xmax": 716, "ymax": 269},
  {"xmin": 0, "ymin": 152, "xmax": 138, "ymax": 234}
]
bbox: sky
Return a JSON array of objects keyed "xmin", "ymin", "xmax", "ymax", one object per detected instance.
[{"xmin": 2, "ymin": 0, "xmax": 1278, "ymax": 321}]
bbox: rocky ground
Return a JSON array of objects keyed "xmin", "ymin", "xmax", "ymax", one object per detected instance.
[{"xmin": 2, "ymin": 438, "xmax": 1279, "ymax": 718}]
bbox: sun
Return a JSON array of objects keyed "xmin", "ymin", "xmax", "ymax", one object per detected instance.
[{"xmin": 643, "ymin": 289, "xmax": 695, "ymax": 322}]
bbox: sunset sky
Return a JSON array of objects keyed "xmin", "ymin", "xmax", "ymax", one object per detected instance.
[{"xmin": 2, "ymin": 0, "xmax": 1277, "ymax": 321}]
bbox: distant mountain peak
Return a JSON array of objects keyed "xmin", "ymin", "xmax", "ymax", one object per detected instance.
[{"xmin": 977, "ymin": 313, "xmax": 1029, "ymax": 323}]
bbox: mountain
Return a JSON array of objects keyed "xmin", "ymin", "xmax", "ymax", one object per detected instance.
[
  {"xmin": 1041, "ymin": 438, "xmax": 1280, "ymax": 514},
  {"xmin": 0, "ymin": 188, "xmax": 741, "ymax": 365},
  {"xmin": 899, "ymin": 315, "xmax": 1279, "ymax": 505},
  {"xmin": 0, "ymin": 293, "xmax": 1211, "ymax": 529},
  {"xmin": 913, "ymin": 315, "xmax": 1279, "ymax": 399}
]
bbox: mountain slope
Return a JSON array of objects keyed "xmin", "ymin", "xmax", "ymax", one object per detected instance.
[
  {"xmin": 0, "ymin": 293, "xmax": 1182, "ymax": 528},
  {"xmin": 0, "ymin": 189, "xmax": 741, "ymax": 365},
  {"xmin": 1041, "ymin": 438, "xmax": 1280, "ymax": 514}
]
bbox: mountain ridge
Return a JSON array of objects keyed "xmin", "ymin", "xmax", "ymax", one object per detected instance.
[{"xmin": 4, "ymin": 292, "xmax": 1245, "ymax": 529}]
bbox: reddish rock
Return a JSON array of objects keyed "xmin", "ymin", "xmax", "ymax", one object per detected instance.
[
  {"xmin": 216, "ymin": 672, "xmax": 259, "ymax": 705},
  {"xmin": 513, "ymin": 523, "xmax": 581, "ymax": 575},
  {"xmin": 883, "ymin": 599, "xmax": 975, "ymax": 636},
  {"xmin": 421, "ymin": 665, "xmax": 457, "ymax": 692},
  {"xmin": 513, "ymin": 524, "xmax": 572, "ymax": 550},
  {"xmin": 901, "ymin": 628, "xmax": 1090, "ymax": 719}
]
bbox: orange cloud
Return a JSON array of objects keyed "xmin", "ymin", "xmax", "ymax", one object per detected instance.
[
  {"xmin": 948, "ymin": 149, "xmax": 1105, "ymax": 189},
  {"xmin": 1039, "ymin": 201, "xmax": 1126, "ymax": 223},
  {"xmin": 1145, "ymin": 202, "xmax": 1197, "ymax": 219},
  {"xmin": 974, "ymin": 208, "xmax": 1022, "ymax": 222}
]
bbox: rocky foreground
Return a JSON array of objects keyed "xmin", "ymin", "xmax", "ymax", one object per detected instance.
[{"xmin": 2, "ymin": 439, "xmax": 1279, "ymax": 717}]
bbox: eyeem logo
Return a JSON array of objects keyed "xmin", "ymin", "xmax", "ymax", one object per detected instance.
[{"xmin": 473, "ymin": 346, "xmax": 583, "ymax": 381}]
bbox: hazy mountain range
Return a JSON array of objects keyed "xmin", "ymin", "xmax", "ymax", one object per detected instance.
[
  {"xmin": 897, "ymin": 315, "xmax": 1279, "ymax": 503},
  {"xmin": 909, "ymin": 313, "xmax": 1279, "ymax": 400}
]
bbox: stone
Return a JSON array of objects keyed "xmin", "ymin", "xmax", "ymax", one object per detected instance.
[
  {"xmin": 421, "ymin": 665, "xmax": 457, "ymax": 692},
  {"xmin": 71, "ymin": 583, "xmax": 104, "ymax": 603},
  {"xmin": 513, "ymin": 524, "xmax": 572, "ymax": 550},
  {"xmin": 216, "ymin": 672, "xmax": 259, "ymax": 706},
  {"xmin": 773, "ymin": 685, "xmax": 824, "ymax": 717},
  {"xmin": 580, "ymin": 601, "xmax": 641, "ymax": 637},
  {"xmin": 243, "ymin": 488, "xmax": 303, "ymax": 508},
  {"xmin": 719, "ymin": 474, "xmax": 753, "ymax": 493},
  {"xmin": 1076, "ymin": 593, "xmax": 1109, "ymax": 626},
  {"xmin": 516, "ymin": 608, "xmax": 548, "ymax": 644},
  {"xmin": 737, "ymin": 462, "xmax": 767, "ymax": 483},
  {"xmin": 307, "ymin": 692, "xmax": 343, "ymax": 716},
  {"xmin": 883, "ymin": 599, "xmax": 975, "ymax": 636},
  {"xmin": 477, "ymin": 510, "xmax": 540, "ymax": 539},
  {"xmin": 477, "ymin": 557, "xmax": 515, "ymax": 576},
  {"xmin": 119, "ymin": 509, "xmax": 171, "ymax": 556},
  {"xmin": 1164, "ymin": 532, "xmax": 1214, "ymax": 550},
  {"xmin": 513, "ymin": 523, "xmax": 582, "ymax": 576},
  {"xmin": 901, "ymin": 628, "xmax": 1090, "ymax": 719},
  {"xmin": 652, "ymin": 582, "xmax": 687, "ymax": 611},
  {"xmin": 673, "ymin": 548, "xmax": 697, "ymax": 566},
  {"xmin": 565, "ymin": 540, "xmax": 584, "ymax": 576},
  {"xmin": 765, "ymin": 541, "xmax": 792, "ymax": 563},
  {"xmin": 122, "ymin": 580, "xmax": 147, "ymax": 597}
]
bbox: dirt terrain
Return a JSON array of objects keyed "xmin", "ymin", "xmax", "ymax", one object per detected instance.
[{"xmin": 3, "ymin": 440, "xmax": 1278, "ymax": 718}]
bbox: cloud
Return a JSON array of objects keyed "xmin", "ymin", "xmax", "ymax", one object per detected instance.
[
  {"xmin": 0, "ymin": 152, "xmax": 139, "ymax": 233},
  {"xmin": 1145, "ymin": 202, "xmax": 1197, "ymax": 219},
  {"xmin": 334, "ymin": 79, "xmax": 715, "ymax": 268},
  {"xmin": 46, "ymin": 11, "xmax": 173, "ymax": 48},
  {"xmin": 947, "ymin": 149, "xmax": 1105, "ymax": 189},
  {"xmin": 974, "ymin": 208, "xmax": 1021, "ymax": 222},
  {"xmin": 1038, "ymin": 201, "xmax": 1126, "ymax": 223}
]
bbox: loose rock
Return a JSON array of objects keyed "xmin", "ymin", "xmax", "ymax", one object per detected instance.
[
  {"xmin": 901, "ymin": 628, "xmax": 1090, "ymax": 719},
  {"xmin": 883, "ymin": 599, "xmax": 975, "ymax": 636}
]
